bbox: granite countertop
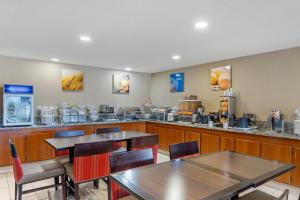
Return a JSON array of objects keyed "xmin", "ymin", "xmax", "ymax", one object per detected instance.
[
  {"xmin": 1, "ymin": 119, "xmax": 300, "ymax": 141},
  {"xmin": 148, "ymin": 120, "xmax": 300, "ymax": 141},
  {"xmin": 0, "ymin": 120, "xmax": 143, "ymax": 130}
]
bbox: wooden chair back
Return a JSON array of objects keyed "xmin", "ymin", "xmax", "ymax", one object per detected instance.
[
  {"xmin": 169, "ymin": 141, "xmax": 199, "ymax": 160},
  {"xmin": 9, "ymin": 138, "xmax": 24, "ymax": 183},
  {"xmin": 109, "ymin": 148, "xmax": 154, "ymax": 173},
  {"xmin": 54, "ymin": 130, "xmax": 85, "ymax": 138},
  {"xmin": 128, "ymin": 135, "xmax": 159, "ymax": 163},
  {"xmin": 73, "ymin": 140, "xmax": 115, "ymax": 183},
  {"xmin": 95, "ymin": 127, "xmax": 121, "ymax": 134}
]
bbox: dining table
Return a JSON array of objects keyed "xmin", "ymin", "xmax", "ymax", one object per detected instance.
[
  {"xmin": 45, "ymin": 131, "xmax": 152, "ymax": 162},
  {"xmin": 110, "ymin": 151, "xmax": 295, "ymax": 200}
]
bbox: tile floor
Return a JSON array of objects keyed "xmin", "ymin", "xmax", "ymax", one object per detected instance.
[{"xmin": 0, "ymin": 153, "xmax": 299, "ymax": 200}]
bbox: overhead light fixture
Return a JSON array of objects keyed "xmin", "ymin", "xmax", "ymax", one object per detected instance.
[
  {"xmin": 172, "ymin": 55, "xmax": 181, "ymax": 60},
  {"xmin": 51, "ymin": 58, "xmax": 60, "ymax": 62},
  {"xmin": 80, "ymin": 35, "xmax": 91, "ymax": 42},
  {"xmin": 195, "ymin": 21, "xmax": 208, "ymax": 30},
  {"xmin": 125, "ymin": 67, "xmax": 132, "ymax": 71}
]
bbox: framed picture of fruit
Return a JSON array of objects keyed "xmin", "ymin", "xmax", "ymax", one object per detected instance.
[
  {"xmin": 210, "ymin": 65, "xmax": 231, "ymax": 91},
  {"xmin": 62, "ymin": 69, "xmax": 84, "ymax": 91},
  {"xmin": 113, "ymin": 74, "xmax": 130, "ymax": 94}
]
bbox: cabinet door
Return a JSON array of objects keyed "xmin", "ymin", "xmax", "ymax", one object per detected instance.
[
  {"xmin": 120, "ymin": 123, "xmax": 138, "ymax": 131},
  {"xmin": 146, "ymin": 125, "xmax": 154, "ymax": 134},
  {"xmin": 201, "ymin": 134, "xmax": 220, "ymax": 155},
  {"xmin": 261, "ymin": 143, "xmax": 292, "ymax": 184},
  {"xmin": 235, "ymin": 139, "xmax": 260, "ymax": 157},
  {"xmin": 220, "ymin": 137, "xmax": 235, "ymax": 151},
  {"xmin": 184, "ymin": 131, "xmax": 201, "ymax": 151},
  {"xmin": 167, "ymin": 128, "xmax": 185, "ymax": 148},
  {"xmin": 27, "ymin": 132, "xmax": 55, "ymax": 162},
  {"xmin": 137, "ymin": 123, "xmax": 146, "ymax": 132},
  {"xmin": 293, "ymin": 148, "xmax": 300, "ymax": 187},
  {"xmin": 158, "ymin": 127, "xmax": 168, "ymax": 151},
  {"xmin": 0, "ymin": 133, "xmax": 27, "ymax": 166}
]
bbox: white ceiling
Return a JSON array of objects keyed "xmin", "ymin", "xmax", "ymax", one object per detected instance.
[{"xmin": 0, "ymin": 0, "xmax": 300, "ymax": 73}]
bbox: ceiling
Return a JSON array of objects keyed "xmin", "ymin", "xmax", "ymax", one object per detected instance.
[{"xmin": 0, "ymin": 0, "xmax": 300, "ymax": 73}]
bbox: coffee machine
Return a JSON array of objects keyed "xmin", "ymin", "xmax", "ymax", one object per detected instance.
[
  {"xmin": 192, "ymin": 106, "xmax": 209, "ymax": 124},
  {"xmin": 267, "ymin": 110, "xmax": 284, "ymax": 133},
  {"xmin": 219, "ymin": 96, "xmax": 236, "ymax": 123}
]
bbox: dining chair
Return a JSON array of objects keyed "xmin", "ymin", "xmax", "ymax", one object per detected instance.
[
  {"xmin": 95, "ymin": 127, "xmax": 123, "ymax": 149},
  {"xmin": 9, "ymin": 138, "xmax": 67, "ymax": 200},
  {"xmin": 109, "ymin": 149, "xmax": 154, "ymax": 200},
  {"xmin": 127, "ymin": 134, "xmax": 158, "ymax": 163},
  {"xmin": 64, "ymin": 140, "xmax": 115, "ymax": 200},
  {"xmin": 238, "ymin": 189, "xmax": 289, "ymax": 200},
  {"xmin": 169, "ymin": 141, "xmax": 200, "ymax": 160}
]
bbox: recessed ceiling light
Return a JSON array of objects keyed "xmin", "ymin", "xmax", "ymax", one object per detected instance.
[
  {"xmin": 172, "ymin": 55, "xmax": 181, "ymax": 60},
  {"xmin": 51, "ymin": 58, "xmax": 60, "ymax": 62},
  {"xmin": 195, "ymin": 21, "xmax": 208, "ymax": 30},
  {"xmin": 125, "ymin": 67, "xmax": 132, "ymax": 71},
  {"xmin": 80, "ymin": 35, "xmax": 91, "ymax": 42}
]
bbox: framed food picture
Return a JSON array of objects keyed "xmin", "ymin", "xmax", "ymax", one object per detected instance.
[
  {"xmin": 113, "ymin": 74, "xmax": 130, "ymax": 94},
  {"xmin": 210, "ymin": 66, "xmax": 231, "ymax": 91},
  {"xmin": 61, "ymin": 69, "xmax": 84, "ymax": 91},
  {"xmin": 170, "ymin": 72, "xmax": 184, "ymax": 93}
]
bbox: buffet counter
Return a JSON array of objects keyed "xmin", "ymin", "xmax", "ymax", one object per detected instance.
[{"xmin": 1, "ymin": 120, "xmax": 300, "ymax": 187}]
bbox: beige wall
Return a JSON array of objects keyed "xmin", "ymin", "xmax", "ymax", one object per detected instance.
[
  {"xmin": 0, "ymin": 55, "xmax": 151, "ymax": 112},
  {"xmin": 151, "ymin": 47, "xmax": 300, "ymax": 122}
]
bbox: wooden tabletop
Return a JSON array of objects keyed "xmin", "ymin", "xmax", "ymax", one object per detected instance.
[
  {"xmin": 186, "ymin": 151, "xmax": 295, "ymax": 186},
  {"xmin": 111, "ymin": 160, "xmax": 252, "ymax": 200},
  {"xmin": 45, "ymin": 131, "xmax": 151, "ymax": 150}
]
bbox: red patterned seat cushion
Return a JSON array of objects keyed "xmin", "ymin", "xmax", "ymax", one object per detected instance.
[
  {"xmin": 55, "ymin": 149, "xmax": 69, "ymax": 157},
  {"xmin": 73, "ymin": 153, "xmax": 110, "ymax": 183},
  {"xmin": 12, "ymin": 157, "xmax": 23, "ymax": 183},
  {"xmin": 131, "ymin": 145, "xmax": 158, "ymax": 164},
  {"xmin": 111, "ymin": 180, "xmax": 130, "ymax": 200}
]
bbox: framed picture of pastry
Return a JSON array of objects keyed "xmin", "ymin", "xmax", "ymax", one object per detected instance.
[
  {"xmin": 113, "ymin": 74, "xmax": 130, "ymax": 94},
  {"xmin": 210, "ymin": 65, "xmax": 231, "ymax": 91},
  {"xmin": 61, "ymin": 69, "xmax": 84, "ymax": 91},
  {"xmin": 170, "ymin": 72, "xmax": 184, "ymax": 93}
]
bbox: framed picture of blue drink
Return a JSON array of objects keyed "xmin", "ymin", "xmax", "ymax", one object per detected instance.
[{"xmin": 170, "ymin": 72, "xmax": 184, "ymax": 92}]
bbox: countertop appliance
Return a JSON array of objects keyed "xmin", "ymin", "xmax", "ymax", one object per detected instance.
[
  {"xmin": 294, "ymin": 108, "xmax": 300, "ymax": 135},
  {"xmin": 99, "ymin": 105, "xmax": 114, "ymax": 113},
  {"xmin": 1, "ymin": 84, "xmax": 34, "ymax": 126},
  {"xmin": 151, "ymin": 107, "xmax": 169, "ymax": 121},
  {"xmin": 118, "ymin": 106, "xmax": 142, "ymax": 120},
  {"xmin": 267, "ymin": 110, "xmax": 284, "ymax": 133},
  {"xmin": 219, "ymin": 96, "xmax": 236, "ymax": 123}
]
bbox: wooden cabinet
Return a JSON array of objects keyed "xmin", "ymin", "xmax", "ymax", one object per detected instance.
[
  {"xmin": 146, "ymin": 125, "xmax": 154, "ymax": 134},
  {"xmin": 235, "ymin": 139, "xmax": 260, "ymax": 157},
  {"xmin": 201, "ymin": 134, "xmax": 219, "ymax": 155},
  {"xmin": 167, "ymin": 128, "xmax": 184, "ymax": 147},
  {"xmin": 120, "ymin": 123, "xmax": 138, "ymax": 131},
  {"xmin": 220, "ymin": 137, "xmax": 235, "ymax": 151},
  {"xmin": 261, "ymin": 143, "xmax": 292, "ymax": 184},
  {"xmin": 0, "ymin": 132, "xmax": 27, "ymax": 166},
  {"xmin": 184, "ymin": 131, "xmax": 201, "ymax": 150},
  {"xmin": 27, "ymin": 132, "xmax": 55, "ymax": 162},
  {"xmin": 159, "ymin": 128, "xmax": 168, "ymax": 151},
  {"xmin": 137, "ymin": 122, "xmax": 146, "ymax": 132},
  {"xmin": 293, "ymin": 148, "xmax": 300, "ymax": 186}
]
